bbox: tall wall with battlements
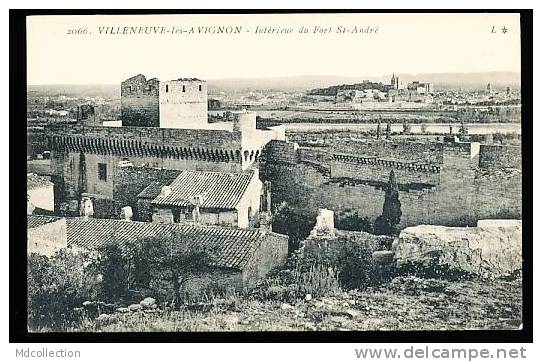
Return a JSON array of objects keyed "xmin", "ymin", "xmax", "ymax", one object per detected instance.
[
  {"xmin": 261, "ymin": 138, "xmax": 522, "ymax": 229},
  {"xmin": 48, "ymin": 125, "xmax": 248, "ymax": 209}
]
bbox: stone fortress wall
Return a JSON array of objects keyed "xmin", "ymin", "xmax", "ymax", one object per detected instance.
[{"xmin": 261, "ymin": 138, "xmax": 522, "ymax": 228}]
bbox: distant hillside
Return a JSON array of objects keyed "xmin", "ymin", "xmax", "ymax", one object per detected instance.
[
  {"xmin": 208, "ymin": 72, "xmax": 521, "ymax": 92},
  {"xmin": 27, "ymin": 72, "xmax": 520, "ymax": 98},
  {"xmin": 27, "ymin": 84, "xmax": 119, "ymax": 99}
]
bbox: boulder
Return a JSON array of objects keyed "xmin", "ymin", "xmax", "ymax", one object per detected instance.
[
  {"xmin": 372, "ymin": 250, "xmax": 395, "ymax": 265},
  {"xmin": 393, "ymin": 220, "xmax": 522, "ymax": 278},
  {"xmin": 128, "ymin": 303, "xmax": 143, "ymax": 312},
  {"xmin": 140, "ymin": 297, "xmax": 156, "ymax": 309}
]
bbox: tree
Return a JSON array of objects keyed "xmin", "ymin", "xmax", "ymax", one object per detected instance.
[
  {"xmin": 385, "ymin": 123, "xmax": 391, "ymax": 139},
  {"xmin": 374, "ymin": 170, "xmax": 402, "ymax": 236},
  {"xmin": 93, "ymin": 243, "xmax": 130, "ymax": 301},
  {"xmin": 128, "ymin": 233, "xmax": 216, "ymax": 307}
]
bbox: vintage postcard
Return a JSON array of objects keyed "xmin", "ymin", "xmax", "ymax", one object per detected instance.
[{"xmin": 17, "ymin": 11, "xmax": 529, "ymax": 340}]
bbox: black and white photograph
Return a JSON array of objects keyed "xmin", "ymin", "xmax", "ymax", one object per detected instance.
[{"xmin": 9, "ymin": 9, "xmax": 532, "ymax": 346}]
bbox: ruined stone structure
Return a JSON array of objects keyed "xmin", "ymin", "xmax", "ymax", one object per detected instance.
[
  {"xmin": 261, "ymin": 139, "xmax": 522, "ymax": 228},
  {"xmin": 121, "ymin": 75, "xmax": 160, "ymax": 127},
  {"xmin": 121, "ymin": 74, "xmax": 208, "ymax": 129}
]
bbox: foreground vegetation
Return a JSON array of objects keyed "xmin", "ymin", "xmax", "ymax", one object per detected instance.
[{"xmin": 32, "ymin": 276, "xmax": 521, "ymax": 332}]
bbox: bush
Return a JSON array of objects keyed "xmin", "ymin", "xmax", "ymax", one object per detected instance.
[
  {"xmin": 293, "ymin": 263, "xmax": 340, "ymax": 297},
  {"xmin": 92, "ymin": 243, "xmax": 130, "ymax": 302},
  {"xmin": 301, "ymin": 234, "xmax": 382, "ymax": 290},
  {"xmin": 27, "ymin": 250, "xmax": 99, "ymax": 330},
  {"xmin": 272, "ymin": 202, "xmax": 316, "ymax": 252},
  {"xmin": 335, "ymin": 210, "xmax": 373, "ymax": 233}
]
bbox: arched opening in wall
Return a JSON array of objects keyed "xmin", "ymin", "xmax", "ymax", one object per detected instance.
[
  {"xmin": 182, "ymin": 85, "xmax": 186, "ymax": 93},
  {"xmin": 199, "ymin": 85, "xmax": 202, "ymax": 92},
  {"xmin": 243, "ymin": 150, "xmax": 249, "ymax": 162},
  {"xmin": 166, "ymin": 84, "xmax": 169, "ymax": 93}
]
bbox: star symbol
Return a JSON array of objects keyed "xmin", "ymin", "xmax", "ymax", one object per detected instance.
[{"xmin": 502, "ymin": 26, "xmax": 508, "ymax": 34}]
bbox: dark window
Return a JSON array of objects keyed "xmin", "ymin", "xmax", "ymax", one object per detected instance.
[
  {"xmin": 199, "ymin": 84, "xmax": 202, "ymax": 91},
  {"xmin": 173, "ymin": 209, "xmax": 181, "ymax": 223},
  {"xmin": 182, "ymin": 85, "xmax": 186, "ymax": 92},
  {"xmin": 127, "ymin": 86, "xmax": 132, "ymax": 92},
  {"xmin": 98, "ymin": 163, "xmax": 107, "ymax": 181},
  {"xmin": 165, "ymin": 84, "xmax": 169, "ymax": 93}
]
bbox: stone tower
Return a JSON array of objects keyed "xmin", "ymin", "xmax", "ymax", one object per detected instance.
[{"xmin": 120, "ymin": 74, "xmax": 208, "ymax": 129}]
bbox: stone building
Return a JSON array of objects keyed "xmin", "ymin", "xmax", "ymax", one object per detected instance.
[
  {"xmin": 47, "ymin": 110, "xmax": 284, "ymax": 215},
  {"xmin": 27, "ymin": 216, "xmax": 289, "ymax": 291},
  {"xmin": 27, "ymin": 215, "xmax": 66, "ymax": 257},
  {"xmin": 147, "ymin": 169, "xmax": 263, "ymax": 228},
  {"xmin": 27, "ymin": 173, "xmax": 54, "ymax": 213}
]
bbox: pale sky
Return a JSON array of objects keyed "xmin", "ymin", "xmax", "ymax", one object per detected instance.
[{"xmin": 26, "ymin": 13, "xmax": 522, "ymax": 85}]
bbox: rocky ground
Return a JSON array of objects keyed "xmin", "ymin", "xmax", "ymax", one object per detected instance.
[{"xmin": 69, "ymin": 276, "xmax": 522, "ymax": 332}]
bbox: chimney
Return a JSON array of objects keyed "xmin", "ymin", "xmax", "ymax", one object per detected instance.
[
  {"xmin": 191, "ymin": 194, "xmax": 205, "ymax": 224},
  {"xmin": 27, "ymin": 194, "xmax": 35, "ymax": 215},
  {"xmin": 160, "ymin": 186, "xmax": 172, "ymax": 197},
  {"xmin": 120, "ymin": 206, "xmax": 133, "ymax": 221},
  {"xmin": 79, "ymin": 196, "xmax": 94, "ymax": 219}
]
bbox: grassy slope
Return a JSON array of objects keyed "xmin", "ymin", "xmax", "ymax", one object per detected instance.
[{"xmin": 66, "ymin": 277, "xmax": 522, "ymax": 332}]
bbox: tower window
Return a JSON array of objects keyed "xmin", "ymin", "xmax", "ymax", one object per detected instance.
[
  {"xmin": 165, "ymin": 85, "xmax": 169, "ymax": 93},
  {"xmin": 98, "ymin": 163, "xmax": 107, "ymax": 181},
  {"xmin": 127, "ymin": 86, "xmax": 132, "ymax": 92},
  {"xmin": 199, "ymin": 85, "xmax": 202, "ymax": 91},
  {"xmin": 182, "ymin": 85, "xmax": 186, "ymax": 92}
]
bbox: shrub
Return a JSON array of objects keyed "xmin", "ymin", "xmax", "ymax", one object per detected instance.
[
  {"xmin": 27, "ymin": 250, "xmax": 99, "ymax": 330},
  {"xmin": 301, "ymin": 233, "xmax": 382, "ymax": 290},
  {"xmin": 293, "ymin": 263, "xmax": 340, "ymax": 297},
  {"xmin": 335, "ymin": 210, "xmax": 373, "ymax": 233},
  {"xmin": 92, "ymin": 243, "xmax": 130, "ymax": 302},
  {"xmin": 272, "ymin": 202, "xmax": 316, "ymax": 252}
]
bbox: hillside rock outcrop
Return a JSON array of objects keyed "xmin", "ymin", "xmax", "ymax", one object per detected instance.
[{"xmin": 393, "ymin": 220, "xmax": 521, "ymax": 278}]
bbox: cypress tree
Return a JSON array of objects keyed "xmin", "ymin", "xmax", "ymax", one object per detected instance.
[{"xmin": 374, "ymin": 170, "xmax": 402, "ymax": 235}]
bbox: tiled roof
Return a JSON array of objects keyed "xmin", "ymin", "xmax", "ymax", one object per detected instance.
[
  {"xmin": 137, "ymin": 181, "xmax": 166, "ymax": 199},
  {"xmin": 151, "ymin": 170, "xmax": 255, "ymax": 209},
  {"xmin": 65, "ymin": 218, "xmax": 269, "ymax": 270},
  {"xmin": 28, "ymin": 215, "xmax": 60, "ymax": 229},
  {"xmin": 27, "ymin": 173, "xmax": 53, "ymax": 190}
]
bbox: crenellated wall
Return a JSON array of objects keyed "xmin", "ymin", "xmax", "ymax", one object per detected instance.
[
  {"xmin": 331, "ymin": 139, "xmax": 444, "ymax": 164},
  {"xmin": 48, "ymin": 125, "xmax": 247, "ymax": 210},
  {"xmin": 262, "ymin": 139, "xmax": 522, "ymax": 229}
]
